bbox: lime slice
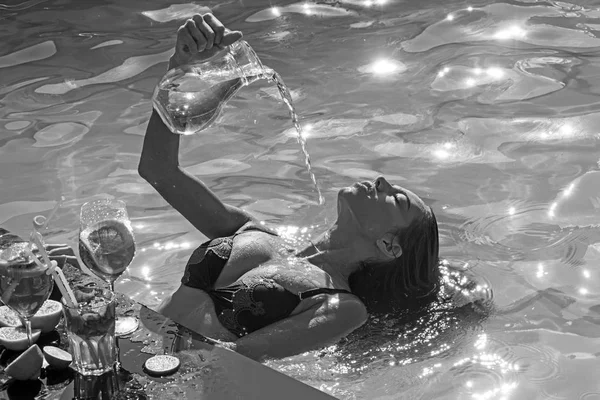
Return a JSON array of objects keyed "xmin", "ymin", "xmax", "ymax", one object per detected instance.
[
  {"xmin": 144, "ymin": 355, "xmax": 180, "ymax": 377},
  {"xmin": 0, "ymin": 300, "xmax": 63, "ymax": 333},
  {"xmin": 5, "ymin": 344, "xmax": 44, "ymax": 380},
  {"xmin": 116, "ymin": 316, "xmax": 139, "ymax": 336},
  {"xmin": 43, "ymin": 346, "xmax": 72, "ymax": 370},
  {"xmin": 0, "ymin": 327, "xmax": 41, "ymax": 351}
]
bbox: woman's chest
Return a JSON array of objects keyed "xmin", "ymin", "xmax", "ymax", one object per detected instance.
[
  {"xmin": 213, "ymin": 232, "xmax": 291, "ymax": 287},
  {"xmin": 214, "ymin": 234, "xmax": 333, "ymax": 291}
]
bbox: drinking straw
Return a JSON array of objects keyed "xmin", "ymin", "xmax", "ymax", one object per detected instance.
[
  {"xmin": 82, "ymin": 340, "xmax": 101, "ymax": 369},
  {"xmin": 30, "ymin": 232, "xmax": 52, "ymax": 268},
  {"xmin": 0, "ymin": 281, "xmax": 19, "ymax": 305},
  {"xmin": 32, "ymin": 196, "xmax": 63, "ymax": 230},
  {"xmin": 47, "ymin": 262, "xmax": 78, "ymax": 308},
  {"xmin": 28, "ymin": 232, "xmax": 79, "ymax": 307},
  {"xmin": 23, "ymin": 247, "xmax": 46, "ymax": 269}
]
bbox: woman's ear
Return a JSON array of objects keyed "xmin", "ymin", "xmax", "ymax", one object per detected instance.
[{"xmin": 376, "ymin": 232, "xmax": 402, "ymax": 259}]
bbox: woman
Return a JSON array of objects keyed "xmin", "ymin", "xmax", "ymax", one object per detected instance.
[{"xmin": 138, "ymin": 14, "xmax": 440, "ymax": 362}]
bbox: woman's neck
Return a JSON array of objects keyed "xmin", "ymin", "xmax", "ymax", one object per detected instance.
[{"xmin": 296, "ymin": 224, "xmax": 370, "ymax": 286}]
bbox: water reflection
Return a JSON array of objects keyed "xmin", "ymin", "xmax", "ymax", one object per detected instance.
[
  {"xmin": 493, "ymin": 25, "xmax": 527, "ymax": 40},
  {"xmin": 358, "ymin": 58, "xmax": 406, "ymax": 76},
  {"xmin": 246, "ymin": 2, "xmax": 357, "ymax": 22},
  {"xmin": 403, "ymin": 3, "xmax": 600, "ymax": 52},
  {"xmin": 308, "ymin": 263, "xmax": 492, "ymax": 369},
  {"xmin": 3, "ymin": 0, "xmax": 600, "ymax": 398},
  {"xmin": 270, "ymin": 263, "xmax": 493, "ymax": 397}
]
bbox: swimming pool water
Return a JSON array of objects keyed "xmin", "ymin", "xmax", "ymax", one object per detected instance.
[{"xmin": 2, "ymin": 0, "xmax": 600, "ymax": 398}]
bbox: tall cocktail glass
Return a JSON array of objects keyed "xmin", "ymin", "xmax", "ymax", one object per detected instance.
[
  {"xmin": 63, "ymin": 287, "xmax": 116, "ymax": 376},
  {"xmin": 78, "ymin": 199, "xmax": 138, "ymax": 337},
  {"xmin": 0, "ymin": 243, "xmax": 54, "ymax": 347}
]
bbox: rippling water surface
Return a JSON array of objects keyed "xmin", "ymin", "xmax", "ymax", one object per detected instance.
[{"xmin": 2, "ymin": 0, "xmax": 600, "ymax": 398}]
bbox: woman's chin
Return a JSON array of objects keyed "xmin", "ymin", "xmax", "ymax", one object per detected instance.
[{"xmin": 336, "ymin": 190, "xmax": 358, "ymax": 219}]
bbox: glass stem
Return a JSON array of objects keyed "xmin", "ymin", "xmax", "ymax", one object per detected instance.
[
  {"xmin": 24, "ymin": 319, "xmax": 33, "ymax": 348},
  {"xmin": 110, "ymin": 279, "xmax": 122, "ymax": 369}
]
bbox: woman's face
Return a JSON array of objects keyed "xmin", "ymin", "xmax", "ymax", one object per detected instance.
[{"xmin": 337, "ymin": 176, "xmax": 428, "ymax": 240}]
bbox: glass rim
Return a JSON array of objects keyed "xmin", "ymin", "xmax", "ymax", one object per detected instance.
[
  {"xmin": 80, "ymin": 198, "xmax": 127, "ymax": 209},
  {"xmin": 0, "ymin": 242, "xmax": 44, "ymax": 267}
]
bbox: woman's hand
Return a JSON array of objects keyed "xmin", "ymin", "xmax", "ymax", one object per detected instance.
[{"xmin": 168, "ymin": 13, "xmax": 243, "ymax": 71}]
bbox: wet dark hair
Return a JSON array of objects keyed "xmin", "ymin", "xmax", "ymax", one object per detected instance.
[{"xmin": 348, "ymin": 207, "xmax": 440, "ymax": 313}]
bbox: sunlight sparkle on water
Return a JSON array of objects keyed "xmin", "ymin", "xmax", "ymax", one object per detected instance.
[
  {"xmin": 433, "ymin": 149, "xmax": 450, "ymax": 159},
  {"xmin": 474, "ymin": 333, "xmax": 487, "ymax": 350},
  {"xmin": 446, "ymin": 14, "xmax": 454, "ymax": 21},
  {"xmin": 548, "ymin": 202, "xmax": 557, "ymax": 217},
  {"xmin": 419, "ymin": 363, "xmax": 442, "ymax": 378},
  {"xmin": 467, "ymin": 6, "xmax": 473, "ymax": 11},
  {"xmin": 563, "ymin": 183, "xmax": 575, "ymax": 197},
  {"xmin": 494, "ymin": 25, "xmax": 526, "ymax": 40},
  {"xmin": 486, "ymin": 67, "xmax": 504, "ymax": 79},
  {"xmin": 301, "ymin": 123, "xmax": 313, "ymax": 139},
  {"xmin": 559, "ymin": 122, "xmax": 575, "ymax": 137},
  {"xmin": 271, "ymin": 7, "xmax": 281, "ymax": 16},
  {"xmin": 437, "ymin": 66, "xmax": 450, "ymax": 77},
  {"xmin": 536, "ymin": 263, "xmax": 545, "ymax": 278},
  {"xmin": 579, "ymin": 287, "xmax": 588, "ymax": 295},
  {"xmin": 508, "ymin": 207, "xmax": 515, "ymax": 216},
  {"xmin": 583, "ymin": 269, "xmax": 591, "ymax": 279},
  {"xmin": 471, "ymin": 380, "xmax": 517, "ymax": 400},
  {"xmin": 369, "ymin": 59, "xmax": 401, "ymax": 75}
]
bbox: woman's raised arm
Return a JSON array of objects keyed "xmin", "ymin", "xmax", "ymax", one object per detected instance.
[{"xmin": 138, "ymin": 14, "xmax": 251, "ymax": 239}]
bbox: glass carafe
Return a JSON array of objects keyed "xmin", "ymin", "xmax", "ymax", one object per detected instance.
[{"xmin": 152, "ymin": 40, "xmax": 272, "ymax": 135}]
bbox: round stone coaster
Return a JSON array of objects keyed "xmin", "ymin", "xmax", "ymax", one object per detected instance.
[
  {"xmin": 143, "ymin": 355, "xmax": 181, "ymax": 377},
  {"xmin": 115, "ymin": 316, "xmax": 139, "ymax": 337}
]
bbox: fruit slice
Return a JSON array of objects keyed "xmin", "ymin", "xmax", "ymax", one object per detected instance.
[
  {"xmin": 0, "ymin": 300, "xmax": 63, "ymax": 333},
  {"xmin": 0, "ymin": 307, "xmax": 21, "ymax": 327},
  {"xmin": 42, "ymin": 346, "xmax": 72, "ymax": 370},
  {"xmin": 5, "ymin": 344, "xmax": 44, "ymax": 380},
  {"xmin": 143, "ymin": 355, "xmax": 180, "ymax": 377},
  {"xmin": 0, "ymin": 327, "xmax": 41, "ymax": 351},
  {"xmin": 31, "ymin": 300, "xmax": 63, "ymax": 333}
]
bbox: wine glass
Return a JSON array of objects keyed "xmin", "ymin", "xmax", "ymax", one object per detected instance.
[
  {"xmin": 0, "ymin": 244, "xmax": 54, "ymax": 347},
  {"xmin": 78, "ymin": 199, "xmax": 139, "ymax": 337}
]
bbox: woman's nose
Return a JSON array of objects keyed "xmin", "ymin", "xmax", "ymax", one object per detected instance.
[{"xmin": 375, "ymin": 176, "xmax": 391, "ymax": 193}]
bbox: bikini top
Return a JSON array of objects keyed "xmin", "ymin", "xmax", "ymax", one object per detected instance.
[{"xmin": 181, "ymin": 225, "xmax": 352, "ymax": 337}]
